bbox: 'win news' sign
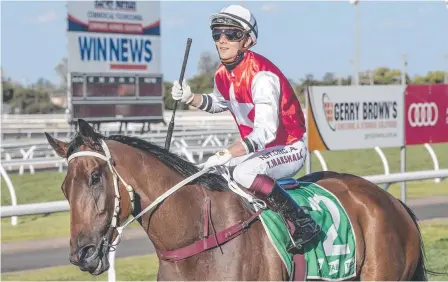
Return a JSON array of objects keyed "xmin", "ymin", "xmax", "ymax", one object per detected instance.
[{"xmin": 67, "ymin": 1, "xmax": 160, "ymax": 74}]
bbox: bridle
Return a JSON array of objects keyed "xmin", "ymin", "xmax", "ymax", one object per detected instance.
[{"xmin": 66, "ymin": 139, "xmax": 212, "ymax": 250}]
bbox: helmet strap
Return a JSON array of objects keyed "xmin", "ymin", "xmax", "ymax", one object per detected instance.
[
  {"xmin": 217, "ymin": 35, "xmax": 251, "ymax": 71},
  {"xmin": 221, "ymin": 51, "xmax": 244, "ymax": 71}
]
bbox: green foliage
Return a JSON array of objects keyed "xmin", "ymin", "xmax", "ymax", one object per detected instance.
[
  {"xmin": 197, "ymin": 51, "xmax": 219, "ymax": 75},
  {"xmin": 413, "ymin": 71, "xmax": 445, "ymax": 84},
  {"xmin": 188, "ymin": 73, "xmax": 215, "ymax": 95},
  {"xmin": 186, "ymin": 51, "xmax": 217, "ymax": 95},
  {"xmin": 372, "ymin": 67, "xmax": 403, "ymax": 84},
  {"xmin": 4, "ymin": 84, "xmax": 63, "ymax": 114},
  {"xmin": 2, "ymin": 72, "xmax": 15, "ymax": 103},
  {"xmin": 2, "ymin": 70, "xmax": 63, "ymax": 114}
]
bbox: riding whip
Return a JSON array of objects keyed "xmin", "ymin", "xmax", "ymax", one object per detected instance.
[{"xmin": 165, "ymin": 38, "xmax": 193, "ymax": 151}]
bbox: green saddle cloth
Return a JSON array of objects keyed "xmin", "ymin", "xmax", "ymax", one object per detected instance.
[{"xmin": 258, "ymin": 181, "xmax": 356, "ymax": 280}]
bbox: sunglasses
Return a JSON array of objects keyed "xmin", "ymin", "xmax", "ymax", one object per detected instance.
[{"xmin": 212, "ymin": 28, "xmax": 246, "ymax": 42}]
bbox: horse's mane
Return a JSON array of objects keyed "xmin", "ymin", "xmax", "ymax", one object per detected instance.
[{"xmin": 66, "ymin": 132, "xmax": 229, "ymax": 192}]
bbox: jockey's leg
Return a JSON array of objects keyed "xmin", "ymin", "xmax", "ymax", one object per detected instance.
[
  {"xmin": 249, "ymin": 175, "xmax": 321, "ymax": 253},
  {"xmin": 232, "ymin": 139, "xmax": 321, "ymax": 253}
]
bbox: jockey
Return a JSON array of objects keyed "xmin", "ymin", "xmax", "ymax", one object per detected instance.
[{"xmin": 171, "ymin": 4, "xmax": 321, "ymax": 253}]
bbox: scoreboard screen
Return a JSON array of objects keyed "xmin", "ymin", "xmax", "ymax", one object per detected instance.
[
  {"xmin": 71, "ymin": 75, "xmax": 84, "ymax": 98},
  {"xmin": 86, "ymin": 75, "xmax": 136, "ymax": 97},
  {"xmin": 68, "ymin": 73, "xmax": 164, "ymax": 123},
  {"xmin": 72, "ymin": 103, "xmax": 163, "ymax": 118},
  {"xmin": 138, "ymin": 76, "xmax": 163, "ymax": 97}
]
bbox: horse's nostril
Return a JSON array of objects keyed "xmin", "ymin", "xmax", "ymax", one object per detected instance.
[{"xmin": 78, "ymin": 244, "xmax": 97, "ymax": 261}]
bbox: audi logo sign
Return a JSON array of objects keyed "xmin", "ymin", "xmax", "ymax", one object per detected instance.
[
  {"xmin": 407, "ymin": 102, "xmax": 438, "ymax": 127},
  {"xmin": 405, "ymin": 84, "xmax": 448, "ymax": 146}
]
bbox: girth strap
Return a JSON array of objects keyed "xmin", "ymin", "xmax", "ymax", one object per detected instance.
[{"xmin": 156, "ymin": 209, "xmax": 263, "ymax": 262}]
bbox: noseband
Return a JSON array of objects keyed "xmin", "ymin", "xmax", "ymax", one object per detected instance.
[{"xmin": 66, "ymin": 139, "xmax": 211, "ymax": 249}]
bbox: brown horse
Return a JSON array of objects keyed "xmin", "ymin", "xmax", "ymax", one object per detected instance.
[{"xmin": 45, "ymin": 119, "xmax": 428, "ymax": 281}]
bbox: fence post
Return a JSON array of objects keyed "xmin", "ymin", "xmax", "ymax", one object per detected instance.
[
  {"xmin": 424, "ymin": 143, "xmax": 441, "ymax": 183},
  {"xmin": 107, "ymin": 238, "xmax": 118, "ymax": 282},
  {"xmin": 313, "ymin": 150, "xmax": 328, "ymax": 171},
  {"xmin": 0, "ymin": 164, "xmax": 18, "ymax": 225}
]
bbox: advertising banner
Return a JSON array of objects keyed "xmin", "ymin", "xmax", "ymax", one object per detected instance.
[
  {"xmin": 67, "ymin": 1, "xmax": 160, "ymax": 35},
  {"xmin": 307, "ymin": 85, "xmax": 405, "ymax": 151},
  {"xmin": 405, "ymin": 84, "xmax": 448, "ymax": 145},
  {"xmin": 67, "ymin": 32, "xmax": 161, "ymax": 74},
  {"xmin": 67, "ymin": 1, "xmax": 160, "ymax": 74}
]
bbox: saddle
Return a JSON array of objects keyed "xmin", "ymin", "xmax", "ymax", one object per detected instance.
[{"xmin": 277, "ymin": 178, "xmax": 303, "ymax": 190}]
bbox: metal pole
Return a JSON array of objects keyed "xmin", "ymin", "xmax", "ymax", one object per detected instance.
[
  {"xmin": 444, "ymin": 54, "xmax": 448, "ymax": 84},
  {"xmin": 305, "ymin": 86, "xmax": 312, "ymax": 174},
  {"xmin": 108, "ymin": 247, "xmax": 117, "ymax": 282},
  {"xmin": 400, "ymin": 54, "xmax": 407, "ymax": 202},
  {"xmin": 306, "ymin": 151, "xmax": 312, "ymax": 174},
  {"xmin": 401, "ymin": 54, "xmax": 407, "ymax": 86},
  {"xmin": 350, "ymin": 59, "xmax": 355, "ymax": 85},
  {"xmin": 400, "ymin": 146, "xmax": 407, "ymax": 203},
  {"xmin": 0, "ymin": 165, "xmax": 18, "ymax": 226},
  {"xmin": 354, "ymin": 1, "xmax": 360, "ymax": 86}
]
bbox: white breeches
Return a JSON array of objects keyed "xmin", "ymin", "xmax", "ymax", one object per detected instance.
[{"xmin": 225, "ymin": 138, "xmax": 307, "ymax": 188}]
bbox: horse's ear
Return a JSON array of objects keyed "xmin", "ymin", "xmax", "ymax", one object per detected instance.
[
  {"xmin": 45, "ymin": 132, "xmax": 68, "ymax": 158},
  {"xmin": 78, "ymin": 119, "xmax": 99, "ymax": 147}
]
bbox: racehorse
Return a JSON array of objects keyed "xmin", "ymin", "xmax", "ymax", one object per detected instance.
[{"xmin": 45, "ymin": 119, "xmax": 428, "ymax": 281}]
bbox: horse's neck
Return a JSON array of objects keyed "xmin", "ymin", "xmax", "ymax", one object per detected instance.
[{"xmin": 119, "ymin": 148, "xmax": 248, "ymax": 252}]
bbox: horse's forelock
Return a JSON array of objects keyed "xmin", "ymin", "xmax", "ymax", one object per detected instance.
[{"xmin": 66, "ymin": 132, "xmax": 105, "ymax": 159}]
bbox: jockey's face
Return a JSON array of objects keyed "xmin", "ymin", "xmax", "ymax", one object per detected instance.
[{"xmin": 213, "ymin": 26, "xmax": 252, "ymax": 61}]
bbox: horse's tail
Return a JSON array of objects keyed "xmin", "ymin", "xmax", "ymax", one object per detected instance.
[
  {"xmin": 397, "ymin": 199, "xmax": 448, "ymax": 280},
  {"xmin": 397, "ymin": 199, "xmax": 428, "ymax": 281}
]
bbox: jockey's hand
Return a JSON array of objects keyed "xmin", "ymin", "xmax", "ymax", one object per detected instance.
[
  {"xmin": 203, "ymin": 149, "xmax": 233, "ymax": 169},
  {"xmin": 171, "ymin": 80, "xmax": 194, "ymax": 104}
]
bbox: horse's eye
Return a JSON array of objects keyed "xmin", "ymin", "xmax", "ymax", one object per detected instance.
[{"xmin": 90, "ymin": 171, "xmax": 101, "ymax": 186}]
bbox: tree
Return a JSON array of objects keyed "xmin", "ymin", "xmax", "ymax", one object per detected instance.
[
  {"xmin": 55, "ymin": 57, "xmax": 68, "ymax": 89},
  {"xmin": 188, "ymin": 73, "xmax": 215, "ymax": 95},
  {"xmin": 2, "ymin": 69, "xmax": 15, "ymax": 103},
  {"xmin": 33, "ymin": 77, "xmax": 55, "ymax": 91},
  {"xmin": 412, "ymin": 71, "xmax": 445, "ymax": 84},
  {"xmin": 322, "ymin": 72, "xmax": 337, "ymax": 85},
  {"xmin": 372, "ymin": 67, "xmax": 408, "ymax": 85},
  {"xmin": 197, "ymin": 52, "xmax": 219, "ymax": 75},
  {"xmin": 359, "ymin": 70, "xmax": 374, "ymax": 85},
  {"xmin": 184, "ymin": 52, "xmax": 218, "ymax": 96},
  {"xmin": 425, "ymin": 71, "xmax": 444, "ymax": 83},
  {"xmin": 3, "ymin": 88, "xmax": 13, "ymax": 103}
]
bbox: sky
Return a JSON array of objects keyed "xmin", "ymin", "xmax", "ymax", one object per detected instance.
[{"xmin": 1, "ymin": 0, "xmax": 448, "ymax": 86}]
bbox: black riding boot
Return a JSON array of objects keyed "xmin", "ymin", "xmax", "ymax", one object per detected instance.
[{"xmin": 249, "ymin": 174, "xmax": 322, "ymax": 253}]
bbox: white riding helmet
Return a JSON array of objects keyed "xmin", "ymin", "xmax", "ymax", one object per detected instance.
[{"xmin": 209, "ymin": 5, "xmax": 258, "ymax": 47}]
